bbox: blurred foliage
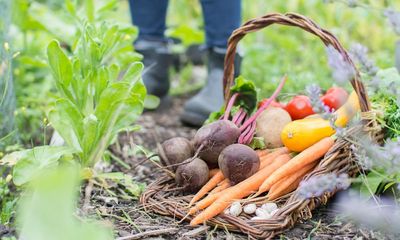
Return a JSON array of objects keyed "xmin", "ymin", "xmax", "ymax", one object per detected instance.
[
  {"xmin": 0, "ymin": 0, "xmax": 16, "ymax": 148},
  {"xmin": 17, "ymin": 165, "xmax": 113, "ymax": 240}
]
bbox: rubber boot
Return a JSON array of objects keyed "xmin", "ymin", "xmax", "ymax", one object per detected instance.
[
  {"xmin": 135, "ymin": 40, "xmax": 173, "ymax": 101},
  {"xmin": 180, "ymin": 47, "xmax": 241, "ymax": 126}
]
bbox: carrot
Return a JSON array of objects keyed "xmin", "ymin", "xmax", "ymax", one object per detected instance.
[
  {"xmin": 189, "ymin": 171, "xmax": 225, "ymax": 206},
  {"xmin": 267, "ymin": 162, "xmax": 317, "ymax": 200},
  {"xmin": 209, "ymin": 169, "xmax": 219, "ymax": 178},
  {"xmin": 210, "ymin": 179, "xmax": 230, "ymax": 193},
  {"xmin": 188, "ymin": 151, "xmax": 290, "ymax": 215},
  {"xmin": 190, "ymin": 153, "xmax": 292, "ymax": 226},
  {"xmin": 256, "ymin": 137, "xmax": 334, "ymax": 195},
  {"xmin": 188, "ymin": 147, "xmax": 287, "ymax": 207},
  {"xmin": 188, "ymin": 152, "xmax": 286, "ymax": 214},
  {"xmin": 188, "ymin": 191, "xmax": 223, "ymax": 215}
]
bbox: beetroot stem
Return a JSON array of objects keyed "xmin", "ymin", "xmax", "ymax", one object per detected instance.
[
  {"xmin": 223, "ymin": 93, "xmax": 239, "ymax": 120},
  {"xmin": 243, "ymin": 121, "xmax": 257, "ymax": 144},
  {"xmin": 231, "ymin": 108, "xmax": 243, "ymax": 124},
  {"xmin": 236, "ymin": 110, "xmax": 247, "ymax": 126},
  {"xmin": 232, "ymin": 108, "xmax": 246, "ymax": 126},
  {"xmin": 239, "ymin": 75, "xmax": 287, "ymax": 132},
  {"xmin": 238, "ymin": 120, "xmax": 252, "ymax": 144}
]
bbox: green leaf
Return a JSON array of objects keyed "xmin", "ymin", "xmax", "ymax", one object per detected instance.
[
  {"xmin": 375, "ymin": 68, "xmax": 400, "ymax": 89},
  {"xmin": 248, "ymin": 137, "xmax": 266, "ymax": 150},
  {"xmin": 359, "ymin": 171, "xmax": 385, "ymax": 197},
  {"xmin": 48, "ymin": 98, "xmax": 84, "ymax": 152},
  {"xmin": 65, "ymin": 0, "xmax": 77, "ymax": 17},
  {"xmin": 81, "ymin": 114, "xmax": 98, "ymax": 160},
  {"xmin": 18, "ymin": 56, "xmax": 47, "ymax": 68},
  {"xmin": 85, "ymin": 0, "xmax": 94, "ymax": 22},
  {"xmin": 144, "ymin": 95, "xmax": 160, "ymax": 109},
  {"xmin": 96, "ymin": 0, "xmax": 118, "ymax": 15},
  {"xmin": 47, "ymin": 40, "xmax": 74, "ymax": 99},
  {"xmin": 166, "ymin": 24, "xmax": 205, "ymax": 46},
  {"xmin": 121, "ymin": 62, "xmax": 144, "ymax": 83},
  {"xmin": 4, "ymin": 146, "xmax": 77, "ymax": 185},
  {"xmin": 18, "ymin": 165, "xmax": 113, "ymax": 240},
  {"xmin": 205, "ymin": 106, "xmax": 224, "ymax": 124},
  {"xmin": 229, "ymin": 76, "xmax": 258, "ymax": 113}
]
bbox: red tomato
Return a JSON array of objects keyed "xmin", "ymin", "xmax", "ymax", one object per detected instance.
[
  {"xmin": 257, "ymin": 98, "xmax": 284, "ymax": 109},
  {"xmin": 321, "ymin": 87, "xmax": 349, "ymax": 111},
  {"xmin": 285, "ymin": 95, "xmax": 314, "ymax": 120}
]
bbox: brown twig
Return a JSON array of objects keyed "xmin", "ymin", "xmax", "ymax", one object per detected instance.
[{"xmin": 116, "ymin": 227, "xmax": 179, "ymax": 240}]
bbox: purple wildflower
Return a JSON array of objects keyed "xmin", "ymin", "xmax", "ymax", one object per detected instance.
[
  {"xmin": 350, "ymin": 43, "xmax": 378, "ymax": 76},
  {"xmin": 297, "ymin": 173, "xmax": 350, "ymax": 199},
  {"xmin": 305, "ymin": 84, "xmax": 331, "ymax": 118},
  {"xmin": 337, "ymin": 195, "xmax": 400, "ymax": 234},
  {"xmin": 326, "ymin": 45, "xmax": 356, "ymax": 85},
  {"xmin": 384, "ymin": 9, "xmax": 400, "ymax": 35},
  {"xmin": 353, "ymin": 137, "xmax": 400, "ymax": 174},
  {"xmin": 305, "ymin": 84, "xmax": 344, "ymax": 133}
]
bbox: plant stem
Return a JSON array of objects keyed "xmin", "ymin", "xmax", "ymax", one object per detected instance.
[
  {"xmin": 223, "ymin": 93, "xmax": 239, "ymax": 120},
  {"xmin": 239, "ymin": 75, "xmax": 287, "ymax": 132},
  {"xmin": 243, "ymin": 121, "xmax": 257, "ymax": 144}
]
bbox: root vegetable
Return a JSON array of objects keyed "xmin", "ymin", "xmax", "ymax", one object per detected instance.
[
  {"xmin": 160, "ymin": 137, "xmax": 194, "ymax": 171},
  {"xmin": 218, "ymin": 144, "xmax": 260, "ymax": 185},
  {"xmin": 175, "ymin": 158, "xmax": 209, "ymax": 193},
  {"xmin": 257, "ymin": 137, "xmax": 335, "ymax": 195},
  {"xmin": 193, "ymin": 120, "xmax": 240, "ymax": 165},
  {"xmin": 189, "ymin": 153, "xmax": 292, "ymax": 226},
  {"xmin": 256, "ymin": 107, "xmax": 292, "ymax": 148}
]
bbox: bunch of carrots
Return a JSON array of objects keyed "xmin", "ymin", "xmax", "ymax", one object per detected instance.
[{"xmin": 188, "ymin": 136, "xmax": 335, "ymax": 226}]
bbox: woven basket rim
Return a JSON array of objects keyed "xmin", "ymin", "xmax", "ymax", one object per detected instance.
[{"xmin": 222, "ymin": 12, "xmax": 370, "ymax": 113}]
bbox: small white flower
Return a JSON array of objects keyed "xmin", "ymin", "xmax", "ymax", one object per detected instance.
[
  {"xmin": 243, "ymin": 203, "xmax": 257, "ymax": 214},
  {"xmin": 229, "ymin": 201, "xmax": 242, "ymax": 217}
]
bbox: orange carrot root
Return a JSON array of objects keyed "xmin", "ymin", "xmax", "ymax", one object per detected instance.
[
  {"xmin": 267, "ymin": 162, "xmax": 317, "ymax": 200},
  {"xmin": 190, "ymin": 153, "xmax": 292, "ymax": 226},
  {"xmin": 208, "ymin": 169, "xmax": 219, "ymax": 178},
  {"xmin": 189, "ymin": 171, "xmax": 224, "ymax": 206},
  {"xmin": 257, "ymin": 137, "xmax": 334, "ymax": 195}
]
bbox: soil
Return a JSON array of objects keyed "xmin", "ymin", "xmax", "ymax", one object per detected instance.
[{"xmin": 91, "ymin": 95, "xmax": 396, "ymax": 240}]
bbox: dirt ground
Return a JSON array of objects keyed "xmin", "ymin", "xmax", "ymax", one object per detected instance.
[{"xmin": 93, "ymin": 95, "xmax": 396, "ymax": 240}]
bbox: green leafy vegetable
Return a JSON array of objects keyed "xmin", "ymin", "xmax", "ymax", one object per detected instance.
[
  {"xmin": 205, "ymin": 75, "xmax": 259, "ymax": 123},
  {"xmin": 1, "ymin": 146, "xmax": 77, "ymax": 185},
  {"xmin": 229, "ymin": 76, "xmax": 259, "ymax": 113}
]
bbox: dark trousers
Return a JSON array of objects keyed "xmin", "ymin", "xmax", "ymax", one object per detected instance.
[{"xmin": 129, "ymin": 0, "xmax": 241, "ymax": 48}]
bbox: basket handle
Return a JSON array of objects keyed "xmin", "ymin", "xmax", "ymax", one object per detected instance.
[{"xmin": 222, "ymin": 12, "xmax": 370, "ymax": 112}]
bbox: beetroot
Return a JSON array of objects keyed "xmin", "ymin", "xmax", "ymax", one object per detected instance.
[
  {"xmin": 218, "ymin": 144, "xmax": 260, "ymax": 185},
  {"xmin": 193, "ymin": 120, "xmax": 240, "ymax": 165},
  {"xmin": 160, "ymin": 137, "xmax": 193, "ymax": 171},
  {"xmin": 175, "ymin": 158, "xmax": 209, "ymax": 193}
]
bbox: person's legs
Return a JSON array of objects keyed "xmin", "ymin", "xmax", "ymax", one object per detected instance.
[
  {"xmin": 181, "ymin": 0, "xmax": 242, "ymax": 126},
  {"xmin": 129, "ymin": 0, "xmax": 169, "ymax": 41},
  {"xmin": 129, "ymin": 0, "xmax": 172, "ymax": 99},
  {"xmin": 200, "ymin": 0, "xmax": 241, "ymax": 48}
]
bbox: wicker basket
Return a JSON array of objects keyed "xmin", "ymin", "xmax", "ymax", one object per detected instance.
[{"xmin": 140, "ymin": 13, "xmax": 383, "ymax": 239}]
